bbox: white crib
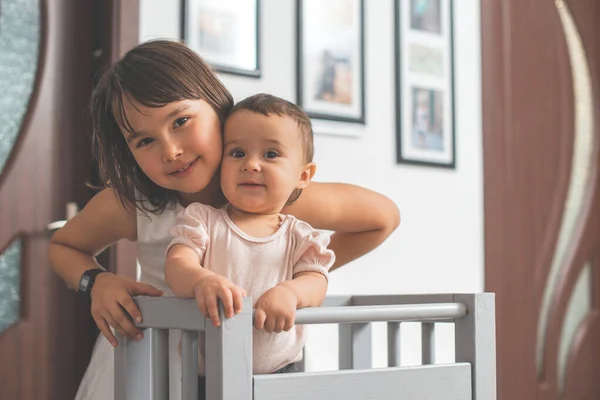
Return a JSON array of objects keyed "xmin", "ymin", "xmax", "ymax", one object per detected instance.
[{"xmin": 114, "ymin": 293, "xmax": 496, "ymax": 399}]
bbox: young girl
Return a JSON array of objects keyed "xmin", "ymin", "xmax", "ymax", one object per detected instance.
[
  {"xmin": 48, "ymin": 40, "xmax": 399, "ymax": 400},
  {"xmin": 166, "ymin": 93, "xmax": 335, "ymax": 394}
]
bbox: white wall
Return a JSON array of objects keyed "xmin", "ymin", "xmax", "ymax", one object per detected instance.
[{"xmin": 140, "ymin": 0, "xmax": 483, "ymax": 371}]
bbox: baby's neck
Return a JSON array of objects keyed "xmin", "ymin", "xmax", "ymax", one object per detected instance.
[{"xmin": 226, "ymin": 206, "xmax": 283, "ymax": 238}]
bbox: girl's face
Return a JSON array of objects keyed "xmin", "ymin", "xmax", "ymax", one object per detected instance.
[
  {"xmin": 121, "ymin": 98, "xmax": 223, "ymax": 196},
  {"xmin": 220, "ymin": 110, "xmax": 315, "ymax": 214}
]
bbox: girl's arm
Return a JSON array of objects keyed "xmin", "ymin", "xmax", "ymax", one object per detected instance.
[
  {"xmin": 49, "ymin": 188, "xmax": 163, "ymax": 346},
  {"xmin": 282, "ymin": 182, "xmax": 400, "ymax": 271}
]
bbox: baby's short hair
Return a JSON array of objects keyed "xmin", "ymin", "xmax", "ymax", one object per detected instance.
[{"xmin": 227, "ymin": 93, "xmax": 314, "ymax": 163}]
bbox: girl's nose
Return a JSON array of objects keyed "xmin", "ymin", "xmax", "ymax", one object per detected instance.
[{"xmin": 163, "ymin": 139, "xmax": 183, "ymax": 162}]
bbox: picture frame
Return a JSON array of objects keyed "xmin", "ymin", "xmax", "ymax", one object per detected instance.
[
  {"xmin": 297, "ymin": 0, "xmax": 365, "ymax": 124},
  {"xmin": 181, "ymin": 0, "xmax": 261, "ymax": 78},
  {"xmin": 395, "ymin": 0, "xmax": 456, "ymax": 168}
]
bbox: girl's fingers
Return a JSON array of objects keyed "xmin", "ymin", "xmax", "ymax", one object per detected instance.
[
  {"xmin": 103, "ymin": 312, "xmax": 134, "ymax": 341},
  {"xmin": 109, "ymin": 305, "xmax": 141, "ymax": 339},
  {"xmin": 119, "ymin": 296, "xmax": 143, "ymax": 324},
  {"xmin": 94, "ymin": 316, "xmax": 118, "ymax": 347}
]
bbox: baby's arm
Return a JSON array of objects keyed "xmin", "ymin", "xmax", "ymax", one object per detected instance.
[
  {"xmin": 254, "ymin": 227, "xmax": 334, "ymax": 333},
  {"xmin": 165, "ymin": 208, "xmax": 247, "ymax": 327},
  {"xmin": 282, "ymin": 182, "xmax": 400, "ymax": 271}
]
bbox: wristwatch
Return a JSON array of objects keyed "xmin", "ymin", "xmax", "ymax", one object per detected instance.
[{"xmin": 78, "ymin": 268, "xmax": 108, "ymax": 296}]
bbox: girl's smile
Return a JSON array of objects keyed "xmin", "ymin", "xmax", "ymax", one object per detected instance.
[{"xmin": 167, "ymin": 156, "xmax": 200, "ymax": 177}]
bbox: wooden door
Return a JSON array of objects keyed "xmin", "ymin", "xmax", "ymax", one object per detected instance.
[
  {"xmin": 482, "ymin": 0, "xmax": 600, "ymax": 398},
  {"xmin": 0, "ymin": 0, "xmax": 138, "ymax": 399}
]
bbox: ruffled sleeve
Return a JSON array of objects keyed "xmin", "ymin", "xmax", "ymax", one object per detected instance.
[
  {"xmin": 292, "ymin": 224, "xmax": 335, "ymax": 281},
  {"xmin": 166, "ymin": 203, "xmax": 210, "ymax": 262}
]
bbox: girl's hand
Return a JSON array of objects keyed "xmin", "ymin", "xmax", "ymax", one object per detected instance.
[
  {"xmin": 192, "ymin": 275, "xmax": 247, "ymax": 327},
  {"xmin": 254, "ymin": 285, "xmax": 299, "ymax": 333},
  {"xmin": 90, "ymin": 273, "xmax": 163, "ymax": 347}
]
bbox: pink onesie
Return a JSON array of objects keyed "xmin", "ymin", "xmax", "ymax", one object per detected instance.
[{"xmin": 167, "ymin": 202, "xmax": 335, "ymax": 374}]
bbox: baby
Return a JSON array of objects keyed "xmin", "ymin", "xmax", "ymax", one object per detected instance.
[{"xmin": 164, "ymin": 93, "xmax": 335, "ymax": 380}]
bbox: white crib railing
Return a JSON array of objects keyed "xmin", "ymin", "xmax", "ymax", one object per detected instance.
[{"xmin": 114, "ymin": 293, "xmax": 496, "ymax": 400}]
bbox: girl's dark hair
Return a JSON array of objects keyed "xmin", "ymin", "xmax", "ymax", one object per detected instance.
[
  {"xmin": 226, "ymin": 93, "xmax": 314, "ymax": 205},
  {"xmin": 91, "ymin": 40, "xmax": 234, "ymax": 214}
]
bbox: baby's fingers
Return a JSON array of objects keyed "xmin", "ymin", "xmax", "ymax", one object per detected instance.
[
  {"xmin": 205, "ymin": 295, "xmax": 221, "ymax": 327},
  {"xmin": 231, "ymin": 287, "xmax": 245, "ymax": 315},
  {"xmin": 218, "ymin": 287, "xmax": 234, "ymax": 319},
  {"xmin": 274, "ymin": 318, "xmax": 286, "ymax": 333},
  {"xmin": 254, "ymin": 308, "xmax": 267, "ymax": 331}
]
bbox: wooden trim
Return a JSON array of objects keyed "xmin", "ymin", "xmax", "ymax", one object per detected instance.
[{"xmin": 253, "ymin": 364, "xmax": 472, "ymax": 400}]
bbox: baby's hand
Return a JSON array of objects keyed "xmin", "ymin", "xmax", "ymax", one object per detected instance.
[
  {"xmin": 192, "ymin": 275, "xmax": 247, "ymax": 327},
  {"xmin": 254, "ymin": 285, "xmax": 299, "ymax": 333}
]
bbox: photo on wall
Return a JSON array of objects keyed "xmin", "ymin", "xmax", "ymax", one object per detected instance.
[
  {"xmin": 410, "ymin": 0, "xmax": 442, "ymax": 34},
  {"xmin": 297, "ymin": 0, "xmax": 365, "ymax": 124},
  {"xmin": 181, "ymin": 0, "xmax": 260, "ymax": 77},
  {"xmin": 396, "ymin": 0, "xmax": 455, "ymax": 168}
]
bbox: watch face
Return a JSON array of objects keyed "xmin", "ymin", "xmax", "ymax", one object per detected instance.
[{"xmin": 80, "ymin": 275, "xmax": 90, "ymax": 291}]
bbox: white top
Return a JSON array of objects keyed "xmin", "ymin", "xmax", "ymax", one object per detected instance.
[
  {"xmin": 76, "ymin": 200, "xmax": 186, "ymax": 400},
  {"xmin": 167, "ymin": 203, "xmax": 335, "ymax": 374}
]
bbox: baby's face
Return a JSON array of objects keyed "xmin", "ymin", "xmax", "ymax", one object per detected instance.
[{"xmin": 221, "ymin": 110, "xmax": 313, "ymax": 214}]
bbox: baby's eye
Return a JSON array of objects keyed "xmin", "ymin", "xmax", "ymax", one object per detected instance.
[
  {"xmin": 136, "ymin": 138, "xmax": 154, "ymax": 148},
  {"xmin": 173, "ymin": 117, "xmax": 189, "ymax": 129},
  {"xmin": 230, "ymin": 149, "xmax": 245, "ymax": 158},
  {"xmin": 264, "ymin": 150, "xmax": 279, "ymax": 159}
]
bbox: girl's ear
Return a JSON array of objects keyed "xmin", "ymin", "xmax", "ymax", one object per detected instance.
[{"xmin": 297, "ymin": 162, "xmax": 316, "ymax": 189}]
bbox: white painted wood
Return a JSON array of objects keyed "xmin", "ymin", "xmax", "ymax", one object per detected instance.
[
  {"xmin": 180, "ymin": 330, "xmax": 198, "ymax": 400},
  {"xmin": 339, "ymin": 323, "xmax": 372, "ymax": 370},
  {"xmin": 387, "ymin": 322, "xmax": 402, "ymax": 367},
  {"xmin": 253, "ymin": 364, "xmax": 472, "ymax": 400},
  {"xmin": 351, "ymin": 294, "xmax": 457, "ymax": 306},
  {"xmin": 422, "ymin": 322, "xmax": 435, "ymax": 364},
  {"xmin": 114, "ymin": 328, "xmax": 168, "ymax": 400},
  {"xmin": 205, "ymin": 298, "xmax": 253, "ymax": 400},
  {"xmin": 134, "ymin": 296, "xmax": 206, "ymax": 331},
  {"xmin": 454, "ymin": 293, "xmax": 497, "ymax": 399},
  {"xmin": 321, "ymin": 295, "xmax": 353, "ymax": 307},
  {"xmin": 114, "ymin": 332, "xmax": 127, "ymax": 400},
  {"xmin": 295, "ymin": 303, "xmax": 466, "ymax": 324}
]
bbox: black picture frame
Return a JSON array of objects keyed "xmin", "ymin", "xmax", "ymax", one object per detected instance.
[
  {"xmin": 395, "ymin": 0, "xmax": 456, "ymax": 168},
  {"xmin": 181, "ymin": 0, "xmax": 261, "ymax": 78},
  {"xmin": 297, "ymin": 0, "xmax": 366, "ymax": 124}
]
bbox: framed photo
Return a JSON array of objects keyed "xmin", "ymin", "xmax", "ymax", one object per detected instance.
[
  {"xmin": 181, "ymin": 0, "xmax": 260, "ymax": 77},
  {"xmin": 395, "ymin": 0, "xmax": 456, "ymax": 168},
  {"xmin": 297, "ymin": 0, "xmax": 365, "ymax": 124}
]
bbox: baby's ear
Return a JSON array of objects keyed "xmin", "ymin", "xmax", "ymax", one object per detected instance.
[{"xmin": 297, "ymin": 162, "xmax": 316, "ymax": 189}]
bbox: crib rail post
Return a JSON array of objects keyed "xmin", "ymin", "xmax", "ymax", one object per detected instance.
[
  {"xmin": 421, "ymin": 322, "xmax": 435, "ymax": 364},
  {"xmin": 114, "ymin": 328, "xmax": 169, "ymax": 400},
  {"xmin": 339, "ymin": 322, "xmax": 372, "ymax": 369},
  {"xmin": 387, "ymin": 322, "xmax": 402, "ymax": 367},
  {"xmin": 205, "ymin": 297, "xmax": 253, "ymax": 400},
  {"xmin": 454, "ymin": 293, "xmax": 496, "ymax": 399}
]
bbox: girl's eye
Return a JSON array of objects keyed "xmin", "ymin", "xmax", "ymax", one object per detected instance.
[
  {"xmin": 230, "ymin": 149, "xmax": 245, "ymax": 158},
  {"xmin": 173, "ymin": 117, "xmax": 189, "ymax": 129},
  {"xmin": 264, "ymin": 150, "xmax": 279, "ymax": 159},
  {"xmin": 136, "ymin": 138, "xmax": 154, "ymax": 148}
]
